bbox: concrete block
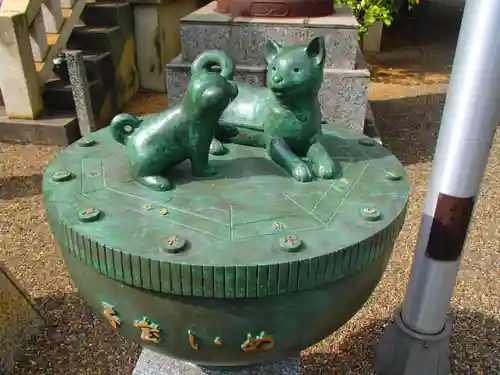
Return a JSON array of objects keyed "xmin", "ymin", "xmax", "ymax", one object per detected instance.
[
  {"xmin": 0, "ymin": 12, "xmax": 43, "ymax": 119},
  {"xmin": 165, "ymin": 55, "xmax": 369, "ymax": 133},
  {"xmin": 180, "ymin": 2, "xmax": 358, "ymax": 69},
  {"xmin": 0, "ymin": 106, "xmax": 80, "ymax": 145},
  {"xmin": 362, "ymin": 21, "xmax": 383, "ymax": 53}
]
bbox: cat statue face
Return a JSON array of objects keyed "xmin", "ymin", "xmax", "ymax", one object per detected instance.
[{"xmin": 265, "ymin": 36, "xmax": 326, "ymax": 97}]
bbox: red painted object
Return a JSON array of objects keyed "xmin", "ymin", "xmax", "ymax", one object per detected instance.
[{"xmin": 216, "ymin": 0, "xmax": 334, "ymax": 18}]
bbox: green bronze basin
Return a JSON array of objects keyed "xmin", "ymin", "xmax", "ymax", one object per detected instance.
[{"xmin": 42, "ymin": 124, "xmax": 409, "ymax": 368}]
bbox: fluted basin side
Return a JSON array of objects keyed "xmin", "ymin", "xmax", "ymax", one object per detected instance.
[{"xmin": 57, "ymin": 231, "xmax": 400, "ymax": 366}]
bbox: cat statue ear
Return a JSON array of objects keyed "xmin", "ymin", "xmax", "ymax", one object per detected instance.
[
  {"xmin": 306, "ymin": 36, "xmax": 326, "ymax": 66},
  {"xmin": 265, "ymin": 39, "xmax": 284, "ymax": 62}
]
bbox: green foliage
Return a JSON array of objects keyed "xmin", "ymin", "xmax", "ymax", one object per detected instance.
[{"xmin": 336, "ymin": 0, "xmax": 420, "ymax": 38}]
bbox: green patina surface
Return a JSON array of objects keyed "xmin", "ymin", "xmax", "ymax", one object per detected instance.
[
  {"xmin": 42, "ymin": 121, "xmax": 408, "ymax": 366},
  {"xmin": 43, "ymin": 124, "xmax": 408, "ymax": 296},
  {"xmin": 42, "ymin": 37, "xmax": 409, "ymax": 367}
]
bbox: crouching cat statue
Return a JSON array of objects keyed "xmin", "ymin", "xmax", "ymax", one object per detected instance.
[{"xmin": 195, "ymin": 36, "xmax": 339, "ymax": 183}]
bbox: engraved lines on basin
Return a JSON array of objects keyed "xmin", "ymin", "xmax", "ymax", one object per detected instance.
[
  {"xmin": 326, "ymin": 161, "xmax": 370, "ymax": 225},
  {"xmin": 78, "ymin": 141, "xmax": 374, "ymax": 243}
]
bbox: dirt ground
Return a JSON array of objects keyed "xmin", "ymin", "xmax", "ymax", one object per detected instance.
[{"xmin": 1, "ymin": 5, "xmax": 498, "ymax": 374}]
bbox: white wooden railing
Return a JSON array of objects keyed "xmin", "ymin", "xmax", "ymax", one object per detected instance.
[{"xmin": 0, "ymin": 0, "xmax": 90, "ymax": 119}]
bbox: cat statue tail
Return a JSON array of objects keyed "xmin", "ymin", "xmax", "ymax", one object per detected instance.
[
  {"xmin": 109, "ymin": 113, "xmax": 142, "ymax": 145},
  {"xmin": 191, "ymin": 50, "xmax": 235, "ymax": 80}
]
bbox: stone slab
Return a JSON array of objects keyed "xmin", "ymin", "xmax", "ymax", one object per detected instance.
[
  {"xmin": 132, "ymin": 349, "xmax": 300, "ymax": 375},
  {"xmin": 165, "ymin": 55, "xmax": 369, "ymax": 132},
  {"xmin": 0, "ymin": 263, "xmax": 44, "ymax": 373},
  {"xmin": 180, "ymin": 2, "xmax": 358, "ymax": 69},
  {"xmin": 0, "ymin": 106, "xmax": 80, "ymax": 146}
]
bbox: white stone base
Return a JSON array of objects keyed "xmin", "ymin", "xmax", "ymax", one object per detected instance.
[{"xmin": 132, "ymin": 349, "xmax": 300, "ymax": 375}]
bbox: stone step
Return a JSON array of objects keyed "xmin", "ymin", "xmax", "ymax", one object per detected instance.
[
  {"xmin": 180, "ymin": 2, "xmax": 359, "ymax": 70},
  {"xmin": 67, "ymin": 25, "xmax": 125, "ymax": 65},
  {"xmin": 165, "ymin": 54, "xmax": 369, "ymax": 133},
  {"xmin": 81, "ymin": 51, "xmax": 115, "ymax": 86},
  {"xmin": 53, "ymin": 51, "xmax": 114, "ymax": 84},
  {"xmin": 81, "ymin": 2, "xmax": 134, "ymax": 34},
  {"xmin": 43, "ymin": 78, "xmax": 103, "ymax": 111},
  {"xmin": 66, "ymin": 21, "xmax": 139, "ymax": 112},
  {"xmin": 0, "ymin": 106, "xmax": 79, "ymax": 146},
  {"xmin": 42, "ymin": 78, "xmax": 113, "ymax": 128}
]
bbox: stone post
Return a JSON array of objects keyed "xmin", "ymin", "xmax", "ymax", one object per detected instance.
[
  {"xmin": 65, "ymin": 49, "xmax": 98, "ymax": 135},
  {"xmin": 0, "ymin": 11, "xmax": 43, "ymax": 119}
]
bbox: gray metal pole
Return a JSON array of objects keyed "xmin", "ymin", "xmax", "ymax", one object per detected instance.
[{"xmin": 375, "ymin": 0, "xmax": 500, "ymax": 374}]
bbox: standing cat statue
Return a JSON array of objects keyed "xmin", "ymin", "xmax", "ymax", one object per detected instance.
[
  {"xmin": 192, "ymin": 36, "xmax": 337, "ymax": 183},
  {"xmin": 110, "ymin": 69, "xmax": 238, "ymax": 191}
]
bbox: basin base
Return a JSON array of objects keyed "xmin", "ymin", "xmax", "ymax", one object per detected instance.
[
  {"xmin": 132, "ymin": 349, "xmax": 300, "ymax": 375},
  {"xmin": 375, "ymin": 308, "xmax": 451, "ymax": 375}
]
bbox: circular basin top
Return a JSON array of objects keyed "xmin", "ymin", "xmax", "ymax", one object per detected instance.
[{"xmin": 43, "ymin": 124, "xmax": 409, "ymax": 298}]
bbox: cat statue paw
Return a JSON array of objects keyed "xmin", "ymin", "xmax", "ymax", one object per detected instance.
[
  {"xmin": 109, "ymin": 65, "xmax": 238, "ymax": 191},
  {"xmin": 209, "ymin": 139, "xmax": 227, "ymax": 156},
  {"xmin": 292, "ymin": 163, "xmax": 315, "ymax": 183}
]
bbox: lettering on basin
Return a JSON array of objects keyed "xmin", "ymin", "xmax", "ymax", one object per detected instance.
[
  {"xmin": 272, "ymin": 221, "xmax": 284, "ymax": 232},
  {"xmin": 188, "ymin": 330, "xmax": 199, "ymax": 350},
  {"xmin": 135, "ymin": 317, "xmax": 161, "ymax": 343},
  {"xmin": 241, "ymin": 331, "xmax": 275, "ymax": 352},
  {"xmin": 102, "ymin": 301, "xmax": 121, "ymax": 329}
]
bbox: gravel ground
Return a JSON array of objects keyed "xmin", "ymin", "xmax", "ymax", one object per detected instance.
[{"xmin": 1, "ymin": 8, "xmax": 499, "ymax": 375}]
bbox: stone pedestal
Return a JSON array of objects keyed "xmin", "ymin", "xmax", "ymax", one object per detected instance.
[
  {"xmin": 165, "ymin": 1, "xmax": 372, "ymax": 134},
  {"xmin": 133, "ymin": 349, "xmax": 300, "ymax": 375}
]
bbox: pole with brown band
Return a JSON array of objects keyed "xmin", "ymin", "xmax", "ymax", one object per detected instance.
[{"xmin": 375, "ymin": 0, "xmax": 500, "ymax": 373}]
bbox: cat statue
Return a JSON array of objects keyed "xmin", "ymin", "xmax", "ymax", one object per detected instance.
[
  {"xmin": 110, "ymin": 69, "xmax": 238, "ymax": 191},
  {"xmin": 191, "ymin": 36, "xmax": 337, "ymax": 183}
]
